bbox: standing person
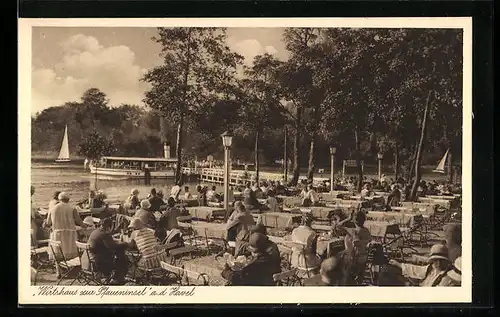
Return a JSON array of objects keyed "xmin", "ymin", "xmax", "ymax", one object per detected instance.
[
  {"xmin": 86, "ymin": 217, "xmax": 129, "ymax": 285},
  {"xmin": 389, "ymin": 244, "xmax": 454, "ymax": 286},
  {"xmin": 45, "ymin": 192, "xmax": 89, "ymax": 277},
  {"xmin": 289, "ymin": 213, "xmax": 321, "ymax": 276},
  {"xmin": 170, "ymin": 184, "xmax": 181, "ymax": 202},
  {"xmin": 144, "ymin": 165, "xmax": 151, "ymax": 185},
  {"xmin": 335, "ymin": 210, "xmax": 372, "ymax": 284},
  {"xmin": 48, "ymin": 191, "xmax": 61, "ymax": 211}
]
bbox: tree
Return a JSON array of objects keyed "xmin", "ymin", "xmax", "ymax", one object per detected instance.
[
  {"xmin": 237, "ymin": 53, "xmax": 286, "ymax": 184},
  {"xmin": 142, "ymin": 27, "xmax": 243, "ymax": 185},
  {"xmin": 278, "ymin": 28, "xmax": 324, "ymax": 185},
  {"xmin": 78, "ymin": 130, "xmax": 115, "ymax": 161}
]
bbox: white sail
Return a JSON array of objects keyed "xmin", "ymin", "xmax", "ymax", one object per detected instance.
[
  {"xmin": 55, "ymin": 125, "xmax": 71, "ymax": 162},
  {"xmin": 433, "ymin": 149, "xmax": 449, "ymax": 173}
]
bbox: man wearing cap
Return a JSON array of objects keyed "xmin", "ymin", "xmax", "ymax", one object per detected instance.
[
  {"xmin": 221, "ymin": 232, "xmax": 280, "ymax": 286},
  {"xmin": 389, "ymin": 244, "xmax": 453, "ymax": 286},
  {"xmin": 45, "ymin": 192, "xmax": 89, "ymax": 277},
  {"xmin": 86, "ymin": 217, "xmax": 129, "ymax": 285},
  {"xmin": 134, "ymin": 200, "xmax": 157, "ymax": 229}
]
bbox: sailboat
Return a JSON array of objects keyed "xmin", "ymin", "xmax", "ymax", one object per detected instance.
[
  {"xmin": 433, "ymin": 149, "xmax": 449, "ymax": 173},
  {"xmin": 55, "ymin": 125, "xmax": 71, "ymax": 163}
]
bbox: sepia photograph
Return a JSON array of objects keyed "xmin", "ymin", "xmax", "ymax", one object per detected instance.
[{"xmin": 19, "ymin": 18, "xmax": 472, "ymax": 304}]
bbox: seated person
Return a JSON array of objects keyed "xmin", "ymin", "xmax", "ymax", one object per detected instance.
[
  {"xmin": 170, "ymin": 185, "xmax": 181, "ymax": 202},
  {"xmin": 135, "ymin": 200, "xmax": 157, "ymax": 229},
  {"xmin": 183, "ymin": 186, "xmax": 192, "ymax": 200},
  {"xmin": 301, "ymin": 185, "xmax": 318, "ymax": 207},
  {"xmin": 389, "ymin": 244, "xmax": 454, "ymax": 286},
  {"xmin": 289, "ymin": 213, "xmax": 321, "ymax": 275},
  {"xmin": 335, "ymin": 210, "xmax": 372, "ymax": 284},
  {"xmin": 360, "ymin": 183, "xmax": 373, "ymax": 198},
  {"xmin": 196, "ymin": 185, "xmax": 208, "ymax": 206},
  {"xmin": 127, "ymin": 218, "xmax": 170, "ymax": 271},
  {"xmin": 386, "ymin": 185, "xmax": 402, "ymax": 207},
  {"xmin": 148, "ymin": 188, "xmax": 164, "ymax": 212},
  {"xmin": 266, "ymin": 191, "xmax": 280, "ymax": 212},
  {"xmin": 124, "ymin": 188, "xmax": 140, "ymax": 211},
  {"xmin": 86, "ymin": 218, "xmax": 129, "ymax": 285},
  {"xmin": 302, "ymin": 256, "xmax": 345, "ymax": 286},
  {"xmin": 221, "ymin": 232, "xmax": 281, "ymax": 286},
  {"xmin": 226, "ymin": 202, "xmax": 255, "ymax": 250},
  {"xmin": 243, "ymin": 187, "xmax": 261, "ymax": 210},
  {"xmin": 207, "ymin": 186, "xmax": 222, "ymax": 203},
  {"xmin": 156, "ymin": 197, "xmax": 181, "ymax": 243},
  {"xmin": 234, "ymin": 223, "xmax": 281, "ymax": 273}
]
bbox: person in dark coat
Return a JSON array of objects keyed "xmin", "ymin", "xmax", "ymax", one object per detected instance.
[
  {"xmin": 221, "ymin": 233, "xmax": 280, "ymax": 286},
  {"xmin": 85, "ymin": 218, "xmax": 129, "ymax": 285},
  {"xmin": 302, "ymin": 256, "xmax": 345, "ymax": 286},
  {"xmin": 148, "ymin": 188, "xmax": 164, "ymax": 212}
]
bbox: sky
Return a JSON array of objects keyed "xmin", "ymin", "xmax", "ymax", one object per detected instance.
[{"xmin": 31, "ymin": 27, "xmax": 288, "ymax": 115}]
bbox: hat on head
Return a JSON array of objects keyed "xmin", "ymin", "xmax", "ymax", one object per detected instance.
[
  {"xmin": 131, "ymin": 188, "xmax": 139, "ymax": 195},
  {"xmin": 58, "ymin": 192, "xmax": 70, "ymax": 201},
  {"xmin": 83, "ymin": 216, "xmax": 95, "ymax": 227},
  {"xmin": 248, "ymin": 232, "xmax": 268, "ymax": 252},
  {"xmin": 428, "ymin": 244, "xmax": 449, "ymax": 262},
  {"xmin": 128, "ymin": 217, "xmax": 144, "ymax": 229},
  {"xmin": 447, "ymin": 256, "xmax": 461, "ymax": 282},
  {"xmin": 140, "ymin": 199, "xmax": 151, "ymax": 210}
]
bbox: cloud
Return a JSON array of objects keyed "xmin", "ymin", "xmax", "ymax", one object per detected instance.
[
  {"xmin": 31, "ymin": 34, "xmax": 150, "ymax": 114},
  {"xmin": 229, "ymin": 38, "xmax": 279, "ymax": 66}
]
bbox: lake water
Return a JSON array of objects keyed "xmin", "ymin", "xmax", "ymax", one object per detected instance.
[{"xmin": 30, "ymin": 162, "xmax": 206, "ymax": 208}]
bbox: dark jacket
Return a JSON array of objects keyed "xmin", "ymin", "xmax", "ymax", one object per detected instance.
[
  {"xmin": 221, "ymin": 252, "xmax": 278, "ymax": 286},
  {"xmin": 149, "ymin": 196, "xmax": 164, "ymax": 212},
  {"xmin": 87, "ymin": 228, "xmax": 126, "ymax": 274}
]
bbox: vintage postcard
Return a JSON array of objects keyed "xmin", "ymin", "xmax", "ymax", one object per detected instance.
[{"xmin": 19, "ymin": 17, "xmax": 472, "ymax": 304}]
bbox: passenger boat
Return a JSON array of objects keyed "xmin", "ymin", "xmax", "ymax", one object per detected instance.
[{"xmin": 88, "ymin": 156, "xmax": 177, "ymax": 179}]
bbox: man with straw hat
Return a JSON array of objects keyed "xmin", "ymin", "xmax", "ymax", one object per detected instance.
[
  {"xmin": 124, "ymin": 188, "xmax": 140, "ymax": 211},
  {"xmin": 134, "ymin": 199, "xmax": 156, "ymax": 229},
  {"xmin": 389, "ymin": 243, "xmax": 453, "ymax": 286}
]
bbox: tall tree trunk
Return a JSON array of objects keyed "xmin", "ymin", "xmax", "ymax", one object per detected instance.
[
  {"xmin": 306, "ymin": 135, "xmax": 316, "ymax": 183},
  {"xmin": 175, "ymin": 116, "xmax": 184, "ymax": 185},
  {"xmin": 291, "ymin": 107, "xmax": 302, "ymax": 186},
  {"xmin": 394, "ymin": 143, "xmax": 400, "ymax": 181},
  {"xmin": 406, "ymin": 141, "xmax": 419, "ymax": 183},
  {"xmin": 447, "ymin": 146, "xmax": 453, "ymax": 184},
  {"xmin": 409, "ymin": 91, "xmax": 432, "ymax": 201},
  {"xmin": 254, "ymin": 131, "xmax": 260, "ymax": 185},
  {"xmin": 355, "ymin": 129, "xmax": 363, "ymax": 193}
]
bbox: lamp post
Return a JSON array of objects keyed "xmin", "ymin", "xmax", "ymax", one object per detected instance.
[
  {"xmin": 329, "ymin": 146, "xmax": 337, "ymax": 193},
  {"xmin": 221, "ymin": 131, "xmax": 233, "ymax": 216},
  {"xmin": 377, "ymin": 152, "xmax": 383, "ymax": 181}
]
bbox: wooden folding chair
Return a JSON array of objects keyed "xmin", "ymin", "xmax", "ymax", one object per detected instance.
[
  {"xmin": 48, "ymin": 240, "xmax": 82, "ymax": 285},
  {"xmin": 273, "ymin": 268, "xmax": 301, "ymax": 286},
  {"xmin": 31, "ymin": 231, "xmax": 52, "ymax": 285},
  {"xmin": 183, "ymin": 269, "xmax": 210, "ymax": 286},
  {"xmin": 160, "ymin": 261, "xmax": 184, "ymax": 285},
  {"xmin": 75, "ymin": 241, "xmax": 112, "ymax": 285}
]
